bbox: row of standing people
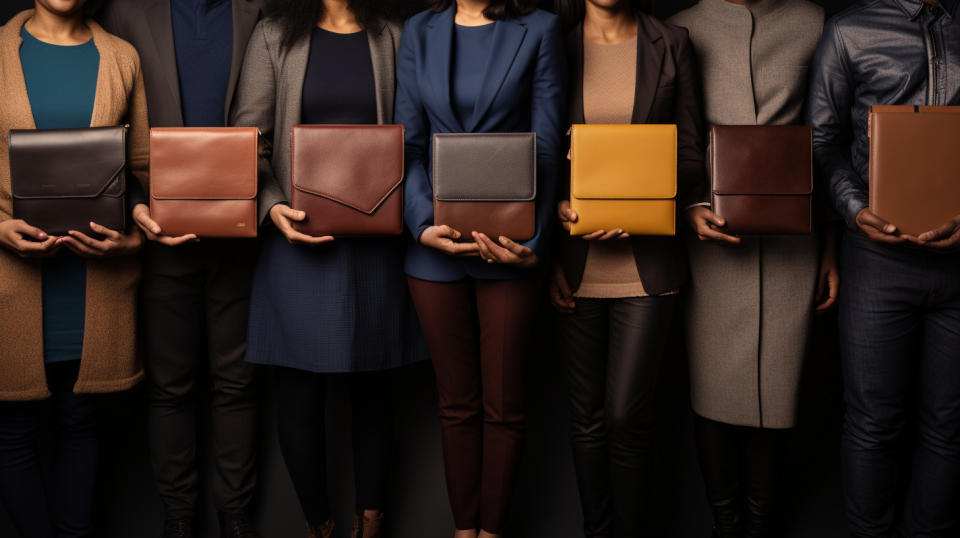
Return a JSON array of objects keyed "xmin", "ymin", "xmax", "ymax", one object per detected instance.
[{"xmin": 0, "ymin": 0, "xmax": 958, "ymax": 538}]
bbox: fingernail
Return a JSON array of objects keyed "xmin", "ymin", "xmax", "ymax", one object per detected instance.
[{"xmin": 38, "ymin": 233, "xmax": 47, "ymax": 239}]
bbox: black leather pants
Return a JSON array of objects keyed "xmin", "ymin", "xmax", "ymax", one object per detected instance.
[
  {"xmin": 694, "ymin": 414, "xmax": 787, "ymax": 538},
  {"xmin": 558, "ymin": 295, "xmax": 677, "ymax": 538}
]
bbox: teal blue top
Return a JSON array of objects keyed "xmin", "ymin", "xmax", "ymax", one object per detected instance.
[{"xmin": 19, "ymin": 26, "xmax": 99, "ymax": 363}]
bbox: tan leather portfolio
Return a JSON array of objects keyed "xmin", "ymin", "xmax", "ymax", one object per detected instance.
[
  {"xmin": 290, "ymin": 124, "xmax": 404, "ymax": 236},
  {"xmin": 150, "ymin": 127, "xmax": 259, "ymax": 238},
  {"xmin": 433, "ymin": 133, "xmax": 537, "ymax": 241},
  {"xmin": 569, "ymin": 124, "xmax": 677, "ymax": 236},
  {"xmin": 869, "ymin": 105, "xmax": 960, "ymax": 236},
  {"xmin": 709, "ymin": 125, "xmax": 813, "ymax": 235}
]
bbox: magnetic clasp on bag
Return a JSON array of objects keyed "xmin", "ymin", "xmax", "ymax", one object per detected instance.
[
  {"xmin": 149, "ymin": 127, "xmax": 260, "ymax": 238},
  {"xmin": 569, "ymin": 124, "xmax": 677, "ymax": 236}
]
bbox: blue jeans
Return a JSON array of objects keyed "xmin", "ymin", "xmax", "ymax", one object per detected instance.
[
  {"xmin": 839, "ymin": 233, "xmax": 960, "ymax": 538},
  {"xmin": 0, "ymin": 361, "xmax": 97, "ymax": 538}
]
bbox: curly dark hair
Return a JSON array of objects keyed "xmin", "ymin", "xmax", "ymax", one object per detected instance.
[
  {"xmin": 429, "ymin": 0, "xmax": 537, "ymax": 20},
  {"xmin": 266, "ymin": 0, "xmax": 410, "ymax": 50},
  {"xmin": 554, "ymin": 0, "xmax": 652, "ymax": 30}
]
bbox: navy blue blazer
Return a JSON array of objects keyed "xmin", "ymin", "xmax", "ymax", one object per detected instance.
[{"xmin": 395, "ymin": 6, "xmax": 566, "ymax": 282}]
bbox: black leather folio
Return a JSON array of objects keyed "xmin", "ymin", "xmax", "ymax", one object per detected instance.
[{"xmin": 9, "ymin": 126, "xmax": 127, "ymax": 236}]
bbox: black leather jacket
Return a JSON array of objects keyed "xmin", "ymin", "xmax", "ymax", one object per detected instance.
[{"xmin": 807, "ymin": 0, "xmax": 960, "ymax": 229}]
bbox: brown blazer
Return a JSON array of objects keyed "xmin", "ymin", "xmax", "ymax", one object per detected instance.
[
  {"xmin": 0, "ymin": 11, "xmax": 149, "ymax": 401},
  {"xmin": 559, "ymin": 15, "xmax": 707, "ymax": 296}
]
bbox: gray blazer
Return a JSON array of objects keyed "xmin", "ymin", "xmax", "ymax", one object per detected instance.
[
  {"xmin": 230, "ymin": 19, "xmax": 402, "ymax": 225},
  {"xmin": 101, "ymin": 0, "xmax": 263, "ymax": 127}
]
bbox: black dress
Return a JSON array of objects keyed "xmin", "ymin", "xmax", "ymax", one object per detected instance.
[{"xmin": 246, "ymin": 28, "xmax": 426, "ymax": 373}]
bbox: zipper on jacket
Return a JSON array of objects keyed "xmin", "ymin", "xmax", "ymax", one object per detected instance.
[{"xmin": 924, "ymin": 6, "xmax": 944, "ymax": 106}]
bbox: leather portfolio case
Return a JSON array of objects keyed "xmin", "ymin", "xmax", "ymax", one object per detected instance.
[
  {"xmin": 290, "ymin": 124, "xmax": 404, "ymax": 236},
  {"xmin": 9, "ymin": 126, "xmax": 127, "ymax": 236},
  {"xmin": 569, "ymin": 124, "xmax": 677, "ymax": 236},
  {"xmin": 869, "ymin": 105, "xmax": 960, "ymax": 236},
  {"xmin": 709, "ymin": 125, "xmax": 813, "ymax": 235},
  {"xmin": 433, "ymin": 133, "xmax": 536, "ymax": 241},
  {"xmin": 150, "ymin": 127, "xmax": 259, "ymax": 238}
]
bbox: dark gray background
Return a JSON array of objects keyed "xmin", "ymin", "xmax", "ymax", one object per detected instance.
[{"xmin": 2, "ymin": 1, "xmax": 855, "ymax": 537}]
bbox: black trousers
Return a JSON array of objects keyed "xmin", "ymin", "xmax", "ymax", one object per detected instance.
[
  {"xmin": 839, "ymin": 234, "xmax": 960, "ymax": 538},
  {"xmin": 694, "ymin": 415, "xmax": 786, "ymax": 538},
  {"xmin": 141, "ymin": 241, "xmax": 259, "ymax": 517},
  {"xmin": 0, "ymin": 361, "xmax": 96, "ymax": 538},
  {"xmin": 558, "ymin": 295, "xmax": 677, "ymax": 538},
  {"xmin": 272, "ymin": 366, "xmax": 393, "ymax": 528}
]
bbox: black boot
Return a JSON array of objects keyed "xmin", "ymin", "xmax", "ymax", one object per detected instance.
[
  {"xmin": 162, "ymin": 516, "xmax": 194, "ymax": 538},
  {"xmin": 741, "ymin": 494, "xmax": 773, "ymax": 538},
  {"xmin": 219, "ymin": 511, "xmax": 259, "ymax": 538},
  {"xmin": 709, "ymin": 496, "xmax": 741, "ymax": 538}
]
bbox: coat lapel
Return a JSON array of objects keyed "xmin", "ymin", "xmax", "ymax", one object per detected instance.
[
  {"xmin": 632, "ymin": 17, "xmax": 665, "ymax": 124},
  {"xmin": 225, "ymin": 0, "xmax": 260, "ymax": 122},
  {"xmin": 367, "ymin": 25, "xmax": 398, "ymax": 124},
  {"xmin": 466, "ymin": 19, "xmax": 527, "ymax": 132},
  {"xmin": 144, "ymin": 0, "xmax": 183, "ymax": 125},
  {"xmin": 283, "ymin": 31, "xmax": 311, "ymax": 131},
  {"xmin": 1, "ymin": 11, "xmax": 38, "ymax": 132},
  {"xmin": 425, "ymin": 6, "xmax": 462, "ymax": 130}
]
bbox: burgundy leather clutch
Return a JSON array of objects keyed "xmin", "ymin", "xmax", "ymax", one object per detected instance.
[
  {"xmin": 290, "ymin": 124, "xmax": 404, "ymax": 237},
  {"xmin": 709, "ymin": 125, "xmax": 813, "ymax": 235}
]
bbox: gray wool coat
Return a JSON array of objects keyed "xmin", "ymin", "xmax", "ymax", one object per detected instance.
[
  {"xmin": 670, "ymin": 0, "xmax": 825, "ymax": 429},
  {"xmin": 230, "ymin": 18, "xmax": 403, "ymax": 225}
]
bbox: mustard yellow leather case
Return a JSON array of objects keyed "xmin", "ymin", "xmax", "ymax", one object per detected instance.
[{"xmin": 569, "ymin": 124, "xmax": 677, "ymax": 236}]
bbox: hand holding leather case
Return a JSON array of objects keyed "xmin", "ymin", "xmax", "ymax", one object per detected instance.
[
  {"xmin": 869, "ymin": 105, "xmax": 960, "ymax": 236},
  {"xmin": 290, "ymin": 124, "xmax": 404, "ymax": 236},
  {"xmin": 709, "ymin": 125, "xmax": 813, "ymax": 235},
  {"xmin": 433, "ymin": 133, "xmax": 536, "ymax": 241},
  {"xmin": 9, "ymin": 126, "xmax": 127, "ymax": 236},
  {"xmin": 569, "ymin": 124, "xmax": 677, "ymax": 236},
  {"xmin": 150, "ymin": 127, "xmax": 258, "ymax": 238}
]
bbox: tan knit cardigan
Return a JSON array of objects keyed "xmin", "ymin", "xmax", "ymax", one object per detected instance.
[{"xmin": 0, "ymin": 10, "xmax": 148, "ymax": 401}]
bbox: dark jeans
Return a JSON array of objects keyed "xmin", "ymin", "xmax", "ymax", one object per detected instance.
[
  {"xmin": 141, "ymin": 241, "xmax": 259, "ymax": 517},
  {"xmin": 272, "ymin": 366, "xmax": 393, "ymax": 528},
  {"xmin": 839, "ymin": 233, "xmax": 960, "ymax": 537},
  {"xmin": 694, "ymin": 414, "xmax": 786, "ymax": 538},
  {"xmin": 0, "ymin": 361, "xmax": 96, "ymax": 538},
  {"xmin": 557, "ymin": 295, "xmax": 677, "ymax": 538},
  {"xmin": 407, "ymin": 277, "xmax": 541, "ymax": 534}
]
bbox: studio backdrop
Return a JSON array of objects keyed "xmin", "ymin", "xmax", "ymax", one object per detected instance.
[{"xmin": 1, "ymin": 1, "xmax": 855, "ymax": 537}]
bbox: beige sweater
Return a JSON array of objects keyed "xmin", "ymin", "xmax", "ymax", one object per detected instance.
[
  {"xmin": 575, "ymin": 38, "xmax": 651, "ymax": 299},
  {"xmin": 0, "ymin": 11, "xmax": 149, "ymax": 400}
]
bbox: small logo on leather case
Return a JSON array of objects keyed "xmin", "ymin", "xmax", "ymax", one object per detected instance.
[{"xmin": 236, "ymin": 222, "xmax": 247, "ymax": 228}]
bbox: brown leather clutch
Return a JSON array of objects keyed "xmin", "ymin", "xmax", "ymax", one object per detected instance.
[
  {"xmin": 149, "ymin": 127, "xmax": 259, "ymax": 238},
  {"xmin": 290, "ymin": 124, "xmax": 404, "ymax": 236},
  {"xmin": 869, "ymin": 105, "xmax": 960, "ymax": 236},
  {"xmin": 709, "ymin": 125, "xmax": 813, "ymax": 235},
  {"xmin": 432, "ymin": 133, "xmax": 536, "ymax": 242},
  {"xmin": 9, "ymin": 126, "xmax": 127, "ymax": 236}
]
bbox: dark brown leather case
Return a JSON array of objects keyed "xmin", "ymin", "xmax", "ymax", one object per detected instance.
[
  {"xmin": 709, "ymin": 125, "xmax": 813, "ymax": 235},
  {"xmin": 869, "ymin": 105, "xmax": 960, "ymax": 236},
  {"xmin": 150, "ymin": 127, "xmax": 259, "ymax": 238},
  {"xmin": 9, "ymin": 126, "xmax": 127, "ymax": 236},
  {"xmin": 433, "ymin": 133, "xmax": 537, "ymax": 242},
  {"xmin": 290, "ymin": 124, "xmax": 404, "ymax": 236}
]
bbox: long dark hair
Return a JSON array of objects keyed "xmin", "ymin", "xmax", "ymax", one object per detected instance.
[
  {"xmin": 554, "ymin": 0, "xmax": 652, "ymax": 30},
  {"xmin": 429, "ymin": 0, "xmax": 537, "ymax": 20},
  {"xmin": 266, "ymin": 0, "xmax": 397, "ymax": 50}
]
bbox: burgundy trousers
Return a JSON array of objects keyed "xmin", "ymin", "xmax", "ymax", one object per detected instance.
[{"xmin": 407, "ymin": 276, "xmax": 541, "ymax": 533}]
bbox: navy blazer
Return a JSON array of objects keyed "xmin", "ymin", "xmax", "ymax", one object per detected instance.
[{"xmin": 395, "ymin": 6, "xmax": 566, "ymax": 282}]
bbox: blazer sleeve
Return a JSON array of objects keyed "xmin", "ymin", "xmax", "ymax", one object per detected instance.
[
  {"xmin": 396, "ymin": 20, "xmax": 434, "ymax": 242},
  {"xmin": 807, "ymin": 19, "xmax": 864, "ymax": 230},
  {"xmin": 525, "ymin": 16, "xmax": 567, "ymax": 261},
  {"xmin": 125, "ymin": 52, "xmax": 150, "ymax": 215},
  {"xmin": 230, "ymin": 21, "xmax": 285, "ymax": 226},
  {"xmin": 672, "ymin": 30, "xmax": 707, "ymax": 209}
]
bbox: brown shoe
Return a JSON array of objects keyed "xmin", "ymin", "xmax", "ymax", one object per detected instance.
[
  {"xmin": 350, "ymin": 512, "xmax": 383, "ymax": 538},
  {"xmin": 307, "ymin": 520, "xmax": 334, "ymax": 538}
]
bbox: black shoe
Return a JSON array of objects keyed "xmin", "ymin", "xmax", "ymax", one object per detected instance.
[
  {"xmin": 219, "ymin": 511, "xmax": 259, "ymax": 538},
  {"xmin": 162, "ymin": 516, "xmax": 194, "ymax": 538}
]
